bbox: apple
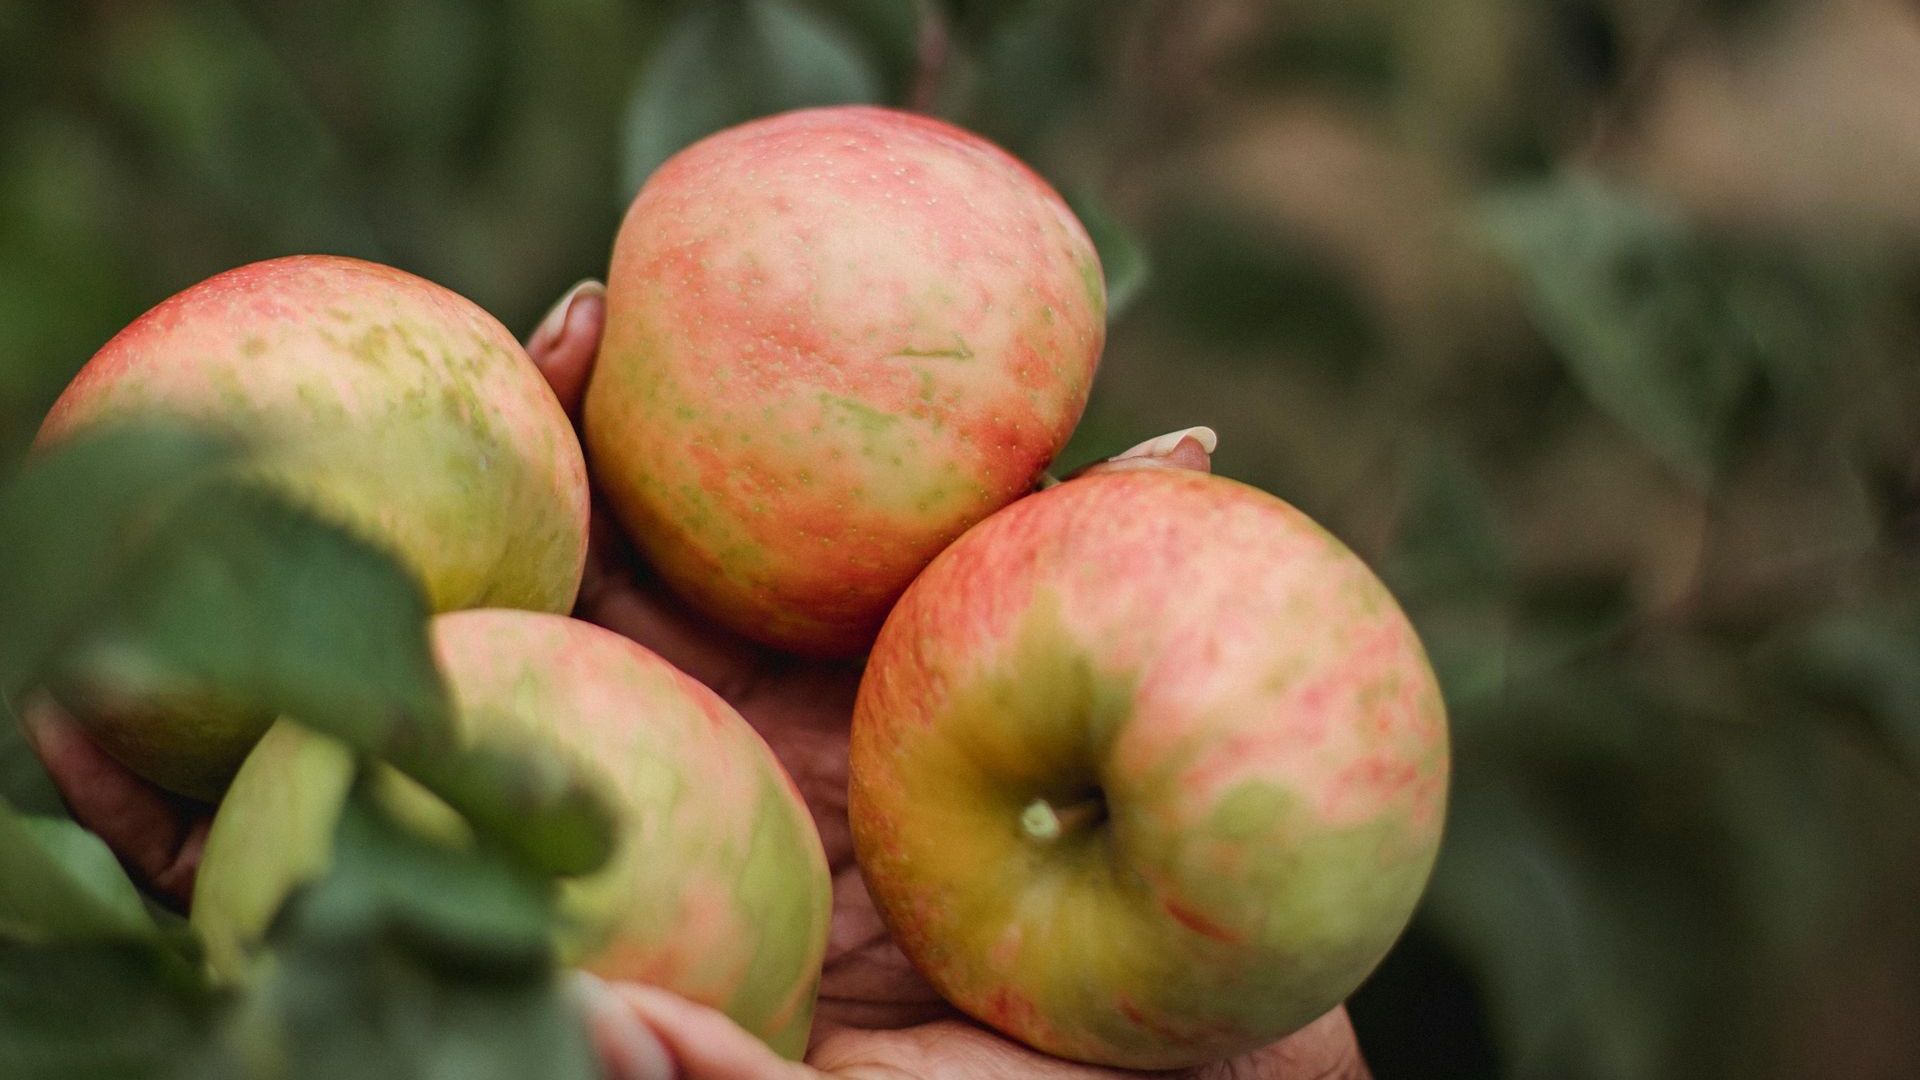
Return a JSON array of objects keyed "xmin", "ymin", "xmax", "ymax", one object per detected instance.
[
  {"xmin": 35, "ymin": 255, "xmax": 590, "ymax": 798},
  {"xmin": 848, "ymin": 468, "xmax": 1449, "ymax": 1069},
  {"xmin": 585, "ymin": 105, "xmax": 1105, "ymax": 657},
  {"xmin": 192, "ymin": 609, "xmax": 833, "ymax": 1059}
]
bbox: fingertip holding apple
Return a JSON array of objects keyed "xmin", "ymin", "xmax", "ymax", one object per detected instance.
[
  {"xmin": 584, "ymin": 105, "xmax": 1106, "ymax": 658},
  {"xmin": 573, "ymin": 972, "xmax": 678, "ymax": 1080},
  {"xmin": 848, "ymin": 468, "xmax": 1448, "ymax": 1070},
  {"xmin": 528, "ymin": 279, "xmax": 607, "ymax": 417}
]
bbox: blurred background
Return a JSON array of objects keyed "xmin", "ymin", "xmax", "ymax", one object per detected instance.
[{"xmin": 2, "ymin": 1, "xmax": 1917, "ymax": 1076}]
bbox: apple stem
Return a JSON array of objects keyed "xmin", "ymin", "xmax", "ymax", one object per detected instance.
[{"xmin": 1020, "ymin": 796, "xmax": 1104, "ymax": 842}]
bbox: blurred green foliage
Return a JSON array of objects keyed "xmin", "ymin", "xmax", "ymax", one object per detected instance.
[
  {"xmin": 2, "ymin": 1, "xmax": 1918, "ymax": 1077},
  {"xmin": 0, "ymin": 425, "xmax": 616, "ymax": 1078}
]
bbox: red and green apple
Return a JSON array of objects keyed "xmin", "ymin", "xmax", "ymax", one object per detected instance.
[
  {"xmin": 586, "ymin": 105, "xmax": 1106, "ymax": 657},
  {"xmin": 35, "ymin": 255, "xmax": 589, "ymax": 797},
  {"xmin": 850, "ymin": 468, "xmax": 1449, "ymax": 1069},
  {"xmin": 192, "ymin": 609, "xmax": 833, "ymax": 1059}
]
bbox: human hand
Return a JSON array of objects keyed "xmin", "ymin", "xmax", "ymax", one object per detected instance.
[
  {"xmin": 17, "ymin": 691, "xmax": 209, "ymax": 909},
  {"xmin": 536, "ymin": 281, "xmax": 1368, "ymax": 1079},
  {"xmin": 20, "ymin": 278, "xmax": 1366, "ymax": 1078}
]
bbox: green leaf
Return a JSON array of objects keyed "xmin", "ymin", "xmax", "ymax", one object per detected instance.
[
  {"xmin": 67, "ymin": 477, "xmax": 615, "ymax": 877},
  {"xmin": 0, "ymin": 424, "xmax": 239, "ymax": 696},
  {"xmin": 294, "ymin": 791, "xmax": 563, "ymax": 975},
  {"xmin": 1067, "ymin": 191, "xmax": 1150, "ymax": 323},
  {"xmin": 0, "ymin": 943, "xmax": 219, "ymax": 1080},
  {"xmin": 0, "ymin": 801, "xmax": 158, "ymax": 945},
  {"xmin": 621, "ymin": 0, "xmax": 884, "ymax": 199},
  {"xmin": 1433, "ymin": 638, "xmax": 1920, "ymax": 1079},
  {"xmin": 1480, "ymin": 175, "xmax": 1761, "ymax": 485},
  {"xmin": 1769, "ymin": 605, "xmax": 1920, "ymax": 777},
  {"xmin": 194, "ymin": 790, "xmax": 599, "ymax": 1080},
  {"xmin": 66, "ymin": 478, "xmax": 451, "ymax": 764},
  {"xmin": 0, "ymin": 786, "xmax": 598, "ymax": 1080},
  {"xmin": 796, "ymin": 0, "xmax": 939, "ymax": 102},
  {"xmin": 1429, "ymin": 705, "xmax": 1757, "ymax": 1079},
  {"xmin": 944, "ymin": 0, "xmax": 1128, "ymax": 152},
  {"xmin": 3, "ymin": 424, "xmax": 612, "ymax": 875},
  {"xmin": 400, "ymin": 742, "xmax": 618, "ymax": 884}
]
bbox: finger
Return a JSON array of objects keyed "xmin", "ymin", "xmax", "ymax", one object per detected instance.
[
  {"xmin": 152, "ymin": 816, "xmax": 211, "ymax": 908},
  {"xmin": 1073, "ymin": 425, "xmax": 1216, "ymax": 480},
  {"xmin": 573, "ymin": 972, "xmax": 677, "ymax": 1080},
  {"xmin": 1187, "ymin": 1007, "xmax": 1370, "ymax": 1080},
  {"xmin": 808, "ymin": 1018, "xmax": 1126, "ymax": 1079},
  {"xmin": 526, "ymin": 279, "xmax": 607, "ymax": 418},
  {"xmin": 525, "ymin": 278, "xmax": 773, "ymax": 699},
  {"xmin": 808, "ymin": 1007, "xmax": 1366, "ymax": 1080},
  {"xmin": 18, "ymin": 695, "xmax": 205, "ymax": 909},
  {"xmin": 599, "ymin": 980, "xmax": 819, "ymax": 1080}
]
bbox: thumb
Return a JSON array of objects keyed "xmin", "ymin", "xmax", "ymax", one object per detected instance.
[
  {"xmin": 1067, "ymin": 425, "xmax": 1217, "ymax": 482},
  {"xmin": 526, "ymin": 279, "xmax": 607, "ymax": 418}
]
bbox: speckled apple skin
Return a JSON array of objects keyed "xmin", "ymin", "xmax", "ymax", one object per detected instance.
[
  {"xmin": 849, "ymin": 469, "xmax": 1449, "ymax": 1069},
  {"xmin": 586, "ymin": 106, "xmax": 1105, "ymax": 657},
  {"xmin": 35, "ymin": 256, "xmax": 589, "ymax": 797},
  {"xmin": 193, "ymin": 610, "xmax": 832, "ymax": 1059}
]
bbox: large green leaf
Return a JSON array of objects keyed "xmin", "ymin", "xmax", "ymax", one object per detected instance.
[
  {"xmin": 0, "ymin": 424, "xmax": 238, "ymax": 696},
  {"xmin": 0, "ymin": 787, "xmax": 601, "ymax": 1080},
  {"xmin": 2, "ymin": 425, "xmax": 614, "ymax": 877},
  {"xmin": 1480, "ymin": 175, "xmax": 1851, "ymax": 486},
  {"xmin": 0, "ymin": 805, "xmax": 157, "ymax": 945},
  {"xmin": 65, "ymin": 478, "xmax": 451, "ymax": 766},
  {"xmin": 191, "ymin": 791, "xmax": 599, "ymax": 1080},
  {"xmin": 291, "ymin": 792, "xmax": 561, "ymax": 975},
  {"xmin": 0, "ymin": 943, "xmax": 218, "ymax": 1080},
  {"xmin": 0, "ymin": 791, "xmax": 209, "ymax": 1077},
  {"xmin": 70, "ymin": 477, "xmax": 616, "ymax": 878}
]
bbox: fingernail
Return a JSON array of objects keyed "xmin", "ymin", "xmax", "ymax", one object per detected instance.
[
  {"xmin": 530, "ymin": 280, "xmax": 606, "ymax": 356},
  {"xmin": 571, "ymin": 972, "xmax": 676, "ymax": 1080},
  {"xmin": 1112, "ymin": 426, "xmax": 1218, "ymax": 462},
  {"xmin": 17, "ymin": 694, "xmax": 71, "ymax": 753}
]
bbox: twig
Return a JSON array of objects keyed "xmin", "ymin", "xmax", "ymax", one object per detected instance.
[
  {"xmin": 1581, "ymin": 2, "xmax": 1700, "ymax": 163},
  {"xmin": 905, "ymin": 0, "xmax": 951, "ymax": 114}
]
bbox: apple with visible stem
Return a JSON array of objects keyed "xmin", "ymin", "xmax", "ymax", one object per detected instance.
[
  {"xmin": 849, "ymin": 468, "xmax": 1449, "ymax": 1070},
  {"xmin": 586, "ymin": 105, "xmax": 1105, "ymax": 657},
  {"xmin": 34, "ymin": 255, "xmax": 589, "ymax": 798},
  {"xmin": 192, "ymin": 609, "xmax": 833, "ymax": 1059}
]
